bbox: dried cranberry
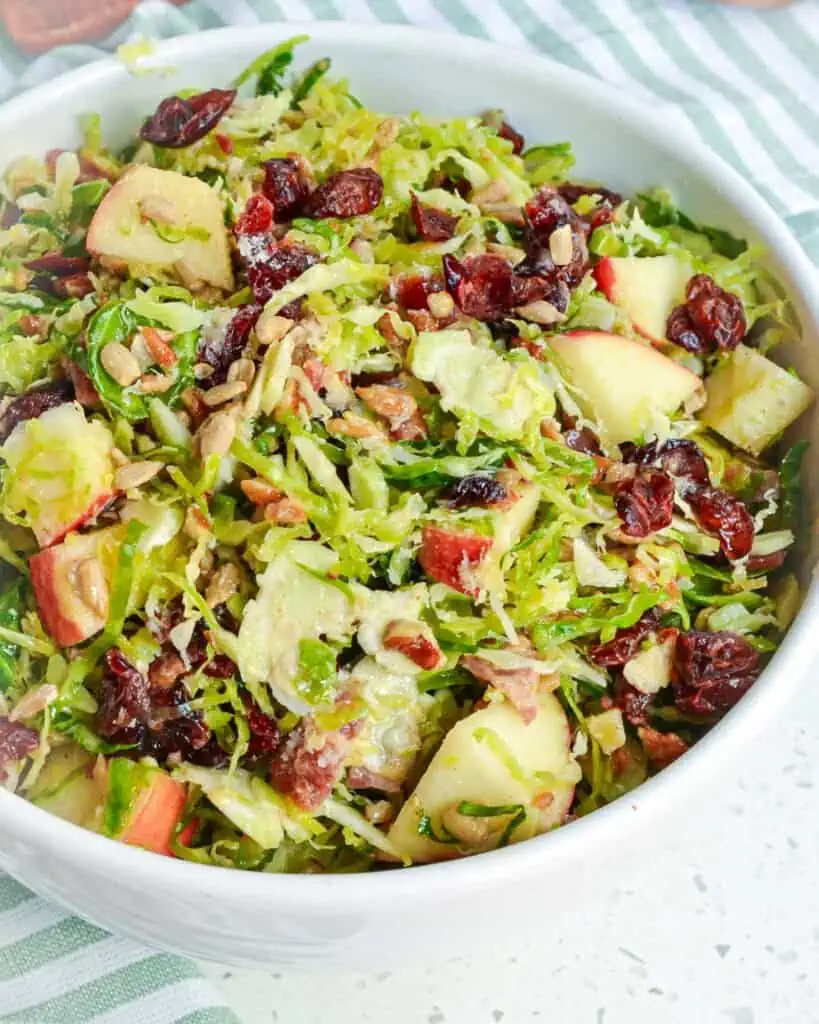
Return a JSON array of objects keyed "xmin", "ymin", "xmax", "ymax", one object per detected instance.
[
  {"xmin": 410, "ymin": 193, "xmax": 459, "ymax": 242},
  {"xmin": 622, "ymin": 438, "xmax": 710, "ymax": 487},
  {"xmin": 559, "ymin": 184, "xmax": 622, "ymax": 208},
  {"xmin": 0, "ymin": 379, "xmax": 74, "ymax": 444},
  {"xmin": 203, "ymin": 654, "xmax": 238, "ymax": 679},
  {"xmin": 270, "ymin": 720, "xmax": 360, "ymax": 811},
  {"xmin": 444, "ymin": 474, "xmax": 508, "ymax": 508},
  {"xmin": 438, "ymin": 175, "xmax": 471, "ymax": 199},
  {"xmin": 262, "ymin": 158, "xmax": 310, "ymax": 222},
  {"xmin": 612, "ymin": 676, "xmax": 654, "ymax": 726},
  {"xmin": 666, "ymin": 306, "xmax": 707, "ymax": 355},
  {"xmin": 524, "ymin": 186, "xmax": 575, "ymax": 236},
  {"xmin": 498, "ymin": 120, "xmax": 525, "ymax": 155},
  {"xmin": 245, "ymin": 699, "xmax": 281, "ymax": 758},
  {"xmin": 589, "ymin": 609, "xmax": 660, "ymax": 667},
  {"xmin": 559, "ymin": 183, "xmax": 623, "ymax": 230},
  {"xmin": 686, "ymin": 274, "xmax": 746, "ymax": 352},
  {"xmin": 395, "ymin": 274, "xmax": 443, "ymax": 310},
  {"xmin": 25, "ymin": 253, "xmax": 90, "ymax": 275},
  {"xmin": 443, "ymin": 253, "xmax": 516, "ymax": 321},
  {"xmin": 513, "ymin": 272, "xmax": 570, "ymax": 313},
  {"xmin": 198, "ymin": 303, "xmax": 261, "ymax": 386},
  {"xmin": 238, "ymin": 237, "xmax": 320, "ymax": 307},
  {"xmin": 520, "ymin": 187, "xmax": 590, "ymax": 289},
  {"xmin": 0, "ymin": 717, "xmax": 39, "ymax": 780},
  {"xmin": 688, "ymin": 486, "xmax": 754, "ymax": 561},
  {"xmin": 657, "ymin": 439, "xmax": 709, "ymax": 486},
  {"xmin": 234, "ymin": 195, "xmax": 274, "ymax": 236},
  {"xmin": 51, "ymin": 274, "xmax": 95, "ymax": 299},
  {"xmin": 98, "ymin": 648, "xmax": 151, "ymax": 743},
  {"xmin": 523, "ymin": 229, "xmax": 589, "ymax": 289},
  {"xmin": 614, "ymin": 469, "xmax": 674, "ymax": 537},
  {"xmin": 746, "ymin": 550, "xmax": 787, "ymax": 574},
  {"xmin": 99, "ymin": 647, "xmax": 226, "ymax": 765},
  {"xmin": 672, "ymin": 630, "xmax": 760, "ymax": 716},
  {"xmin": 304, "ymin": 168, "xmax": 383, "ymax": 219},
  {"xmin": 565, "ymin": 426, "xmax": 601, "ymax": 456},
  {"xmin": 638, "ymin": 725, "xmax": 688, "ymax": 769},
  {"xmin": 140, "ymin": 88, "xmax": 237, "ymax": 149}
]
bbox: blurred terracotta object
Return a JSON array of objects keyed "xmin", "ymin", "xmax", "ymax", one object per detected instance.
[{"xmin": 0, "ymin": 0, "xmax": 139, "ymax": 53}]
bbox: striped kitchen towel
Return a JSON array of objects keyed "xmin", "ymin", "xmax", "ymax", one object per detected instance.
[
  {"xmin": 0, "ymin": 1, "xmax": 817, "ymax": 1021},
  {"xmin": 0, "ymin": 875, "xmax": 238, "ymax": 1023}
]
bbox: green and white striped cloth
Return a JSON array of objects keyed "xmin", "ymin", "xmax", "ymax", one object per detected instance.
[{"xmin": 1, "ymin": 1, "xmax": 817, "ymax": 1021}]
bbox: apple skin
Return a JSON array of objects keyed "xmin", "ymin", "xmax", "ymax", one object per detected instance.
[
  {"xmin": 593, "ymin": 257, "xmax": 618, "ymax": 305},
  {"xmin": 548, "ymin": 329, "xmax": 702, "ymax": 446},
  {"xmin": 39, "ymin": 489, "xmax": 116, "ymax": 549},
  {"xmin": 120, "ymin": 773, "xmax": 189, "ymax": 858},
  {"xmin": 594, "ymin": 254, "xmax": 691, "ymax": 346},
  {"xmin": 87, "ymin": 165, "xmax": 234, "ymax": 291},
  {"xmin": 30, "ymin": 527, "xmax": 120, "ymax": 646}
]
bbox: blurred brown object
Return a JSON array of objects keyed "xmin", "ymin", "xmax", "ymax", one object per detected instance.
[{"xmin": 0, "ymin": 0, "xmax": 141, "ymax": 53}]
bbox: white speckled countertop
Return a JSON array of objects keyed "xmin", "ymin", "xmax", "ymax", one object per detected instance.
[{"xmin": 200, "ymin": 687, "xmax": 818, "ymax": 1024}]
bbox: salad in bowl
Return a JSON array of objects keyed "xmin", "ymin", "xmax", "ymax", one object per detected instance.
[{"xmin": 0, "ymin": 38, "xmax": 811, "ymax": 874}]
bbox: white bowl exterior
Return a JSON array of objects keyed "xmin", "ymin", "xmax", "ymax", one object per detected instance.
[{"xmin": 1, "ymin": 23, "xmax": 818, "ymax": 969}]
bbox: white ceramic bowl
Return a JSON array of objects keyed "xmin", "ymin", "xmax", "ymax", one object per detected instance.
[{"xmin": 1, "ymin": 23, "xmax": 818, "ymax": 970}]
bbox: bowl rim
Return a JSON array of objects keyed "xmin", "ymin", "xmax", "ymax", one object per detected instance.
[{"xmin": 2, "ymin": 20, "xmax": 819, "ymax": 914}]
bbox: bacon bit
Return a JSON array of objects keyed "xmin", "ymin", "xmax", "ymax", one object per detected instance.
[
  {"xmin": 141, "ymin": 327, "xmax": 177, "ymax": 368},
  {"xmin": 52, "ymin": 273, "xmax": 95, "ymax": 299},
  {"xmin": 241, "ymin": 478, "xmax": 285, "ymax": 505},
  {"xmin": 346, "ymin": 767, "xmax": 403, "ymax": 793},
  {"xmin": 418, "ymin": 526, "xmax": 493, "ymax": 597},
  {"xmin": 383, "ymin": 619, "xmax": 445, "ymax": 671},
  {"xmin": 18, "ymin": 314, "xmax": 45, "ymax": 336},
  {"xmin": 638, "ymin": 726, "xmax": 688, "ymax": 770},
  {"xmin": 302, "ymin": 357, "xmax": 328, "ymax": 394},
  {"xmin": 148, "ymin": 652, "xmax": 187, "ymax": 689},
  {"xmin": 61, "ymin": 358, "xmax": 100, "ymax": 407},
  {"xmin": 461, "ymin": 654, "xmax": 552, "ymax": 725},
  {"xmin": 270, "ymin": 719, "xmax": 361, "ymax": 811},
  {"xmin": 404, "ymin": 309, "xmax": 438, "ymax": 334}
]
